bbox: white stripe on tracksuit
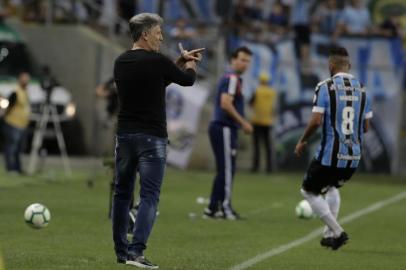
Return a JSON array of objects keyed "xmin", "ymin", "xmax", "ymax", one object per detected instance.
[{"xmin": 222, "ymin": 126, "xmax": 233, "ymax": 216}]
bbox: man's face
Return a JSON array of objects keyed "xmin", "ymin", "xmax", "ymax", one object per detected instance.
[
  {"xmin": 145, "ymin": 25, "xmax": 163, "ymax": 52},
  {"xmin": 19, "ymin": 73, "xmax": 30, "ymax": 88},
  {"xmin": 231, "ymin": 52, "xmax": 252, "ymax": 74}
]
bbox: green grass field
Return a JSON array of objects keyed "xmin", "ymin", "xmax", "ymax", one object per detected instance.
[{"xmin": 1, "ymin": 167, "xmax": 406, "ymax": 270}]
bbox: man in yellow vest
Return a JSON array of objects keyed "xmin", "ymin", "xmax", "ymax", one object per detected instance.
[
  {"xmin": 3, "ymin": 71, "xmax": 31, "ymax": 174},
  {"xmin": 250, "ymin": 72, "xmax": 278, "ymax": 173}
]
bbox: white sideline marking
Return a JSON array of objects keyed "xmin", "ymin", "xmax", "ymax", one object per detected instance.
[{"xmin": 229, "ymin": 191, "xmax": 406, "ymax": 270}]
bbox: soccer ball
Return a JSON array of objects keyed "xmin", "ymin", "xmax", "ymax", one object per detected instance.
[
  {"xmin": 295, "ymin": 200, "xmax": 314, "ymax": 219},
  {"xmin": 24, "ymin": 203, "xmax": 51, "ymax": 229}
]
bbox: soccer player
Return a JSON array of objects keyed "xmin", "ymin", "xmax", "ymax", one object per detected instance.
[
  {"xmin": 295, "ymin": 46, "xmax": 373, "ymax": 250},
  {"xmin": 204, "ymin": 47, "xmax": 253, "ymax": 220},
  {"xmin": 112, "ymin": 13, "xmax": 203, "ymax": 268}
]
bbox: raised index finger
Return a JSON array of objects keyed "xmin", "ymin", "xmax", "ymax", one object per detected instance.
[
  {"xmin": 188, "ymin": 48, "xmax": 205, "ymax": 54},
  {"xmin": 178, "ymin": 43, "xmax": 185, "ymax": 53}
]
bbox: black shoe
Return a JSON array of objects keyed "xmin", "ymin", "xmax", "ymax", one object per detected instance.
[
  {"xmin": 331, "ymin": 232, "xmax": 349, "ymax": 250},
  {"xmin": 117, "ymin": 257, "xmax": 126, "ymax": 264},
  {"xmin": 320, "ymin": 237, "xmax": 334, "ymax": 248},
  {"xmin": 126, "ymin": 255, "xmax": 159, "ymax": 269},
  {"xmin": 203, "ymin": 208, "xmax": 220, "ymax": 219}
]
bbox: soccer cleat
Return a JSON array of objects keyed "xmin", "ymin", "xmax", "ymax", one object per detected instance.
[
  {"xmin": 331, "ymin": 232, "xmax": 349, "ymax": 250},
  {"xmin": 320, "ymin": 237, "xmax": 334, "ymax": 248},
  {"xmin": 126, "ymin": 255, "xmax": 159, "ymax": 269}
]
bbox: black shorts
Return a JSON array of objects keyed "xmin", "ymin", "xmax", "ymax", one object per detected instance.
[{"xmin": 302, "ymin": 159, "xmax": 357, "ymax": 195}]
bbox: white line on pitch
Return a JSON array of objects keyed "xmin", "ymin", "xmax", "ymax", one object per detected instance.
[
  {"xmin": 246, "ymin": 203, "xmax": 284, "ymax": 217},
  {"xmin": 229, "ymin": 190, "xmax": 406, "ymax": 270}
]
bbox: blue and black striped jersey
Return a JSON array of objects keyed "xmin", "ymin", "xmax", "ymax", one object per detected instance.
[{"xmin": 312, "ymin": 72, "xmax": 373, "ymax": 168}]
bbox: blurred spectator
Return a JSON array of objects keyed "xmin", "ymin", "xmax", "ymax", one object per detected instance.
[
  {"xmin": 379, "ymin": 14, "xmax": 403, "ymax": 38},
  {"xmin": 312, "ymin": 0, "xmax": 341, "ymax": 35},
  {"xmin": 0, "ymin": 1, "xmax": 10, "ymax": 23},
  {"xmin": 2, "ymin": 71, "xmax": 31, "ymax": 175},
  {"xmin": 53, "ymin": 0, "xmax": 88, "ymax": 23},
  {"xmin": 299, "ymin": 59, "xmax": 319, "ymax": 100},
  {"xmin": 249, "ymin": 72, "xmax": 278, "ymax": 173},
  {"xmin": 248, "ymin": 0, "xmax": 265, "ymax": 21},
  {"xmin": 169, "ymin": 17, "xmax": 198, "ymax": 52},
  {"xmin": 215, "ymin": 0, "xmax": 233, "ymax": 25},
  {"xmin": 98, "ymin": 0, "xmax": 117, "ymax": 32},
  {"xmin": 22, "ymin": 0, "xmax": 45, "ymax": 22},
  {"xmin": 170, "ymin": 18, "xmax": 197, "ymax": 42},
  {"xmin": 267, "ymin": 1, "xmax": 289, "ymax": 35},
  {"xmin": 117, "ymin": 0, "xmax": 137, "ymax": 21},
  {"xmin": 334, "ymin": 0, "xmax": 371, "ymax": 39},
  {"xmin": 231, "ymin": 0, "xmax": 251, "ymax": 35},
  {"xmin": 289, "ymin": 0, "xmax": 315, "ymax": 59}
]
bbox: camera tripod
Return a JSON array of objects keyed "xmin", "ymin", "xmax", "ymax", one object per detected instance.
[{"xmin": 27, "ymin": 101, "xmax": 72, "ymax": 176}]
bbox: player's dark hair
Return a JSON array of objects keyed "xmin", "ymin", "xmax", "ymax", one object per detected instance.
[
  {"xmin": 329, "ymin": 46, "xmax": 350, "ymax": 70},
  {"xmin": 329, "ymin": 46, "xmax": 349, "ymax": 57},
  {"xmin": 230, "ymin": 46, "xmax": 253, "ymax": 60},
  {"xmin": 129, "ymin": 13, "xmax": 163, "ymax": 42}
]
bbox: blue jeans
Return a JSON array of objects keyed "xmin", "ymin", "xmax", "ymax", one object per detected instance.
[
  {"xmin": 2, "ymin": 121, "xmax": 26, "ymax": 172},
  {"xmin": 112, "ymin": 133, "xmax": 167, "ymax": 260}
]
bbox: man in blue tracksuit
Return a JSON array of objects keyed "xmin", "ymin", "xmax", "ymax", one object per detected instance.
[{"xmin": 204, "ymin": 47, "xmax": 253, "ymax": 220}]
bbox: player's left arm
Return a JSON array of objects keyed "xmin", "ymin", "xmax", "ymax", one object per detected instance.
[{"xmin": 295, "ymin": 83, "xmax": 327, "ymax": 157}]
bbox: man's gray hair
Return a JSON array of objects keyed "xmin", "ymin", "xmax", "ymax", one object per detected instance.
[{"xmin": 129, "ymin": 13, "xmax": 163, "ymax": 42}]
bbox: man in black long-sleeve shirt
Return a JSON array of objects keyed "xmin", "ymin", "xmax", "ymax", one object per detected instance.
[{"xmin": 112, "ymin": 13, "xmax": 203, "ymax": 269}]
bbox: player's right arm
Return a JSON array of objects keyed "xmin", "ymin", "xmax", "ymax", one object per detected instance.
[
  {"xmin": 219, "ymin": 74, "xmax": 252, "ymax": 134},
  {"xmin": 220, "ymin": 93, "xmax": 252, "ymax": 134},
  {"xmin": 295, "ymin": 82, "xmax": 328, "ymax": 157}
]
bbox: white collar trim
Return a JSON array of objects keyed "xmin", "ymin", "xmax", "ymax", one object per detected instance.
[{"xmin": 333, "ymin": 72, "xmax": 354, "ymax": 78}]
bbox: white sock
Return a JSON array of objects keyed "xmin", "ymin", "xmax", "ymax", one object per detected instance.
[
  {"xmin": 301, "ymin": 189, "xmax": 344, "ymax": 237},
  {"xmin": 323, "ymin": 187, "xmax": 341, "ymax": 238}
]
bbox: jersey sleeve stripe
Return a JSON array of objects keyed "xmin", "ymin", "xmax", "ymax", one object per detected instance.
[
  {"xmin": 365, "ymin": 111, "xmax": 373, "ymax": 119},
  {"xmin": 227, "ymin": 75, "xmax": 238, "ymax": 95},
  {"xmin": 312, "ymin": 106, "xmax": 325, "ymax": 113}
]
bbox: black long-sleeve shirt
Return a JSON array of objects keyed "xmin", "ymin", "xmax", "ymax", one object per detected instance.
[{"xmin": 113, "ymin": 49, "xmax": 196, "ymax": 138}]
